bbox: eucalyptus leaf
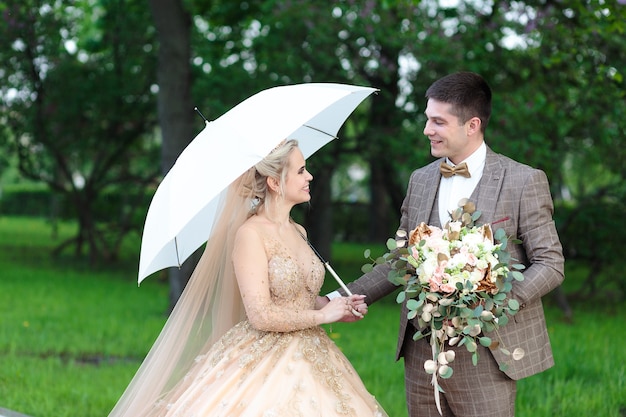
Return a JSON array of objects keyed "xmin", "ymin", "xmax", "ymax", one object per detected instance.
[
  {"xmin": 412, "ymin": 330, "xmax": 425, "ymax": 341},
  {"xmin": 479, "ymin": 336, "xmax": 492, "ymax": 347},
  {"xmin": 361, "ymin": 264, "xmax": 373, "ymax": 273},
  {"xmin": 511, "ymin": 271, "xmax": 524, "ymax": 281}
]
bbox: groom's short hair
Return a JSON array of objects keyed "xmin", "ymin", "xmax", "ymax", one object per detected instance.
[{"xmin": 425, "ymin": 72, "xmax": 492, "ymax": 134}]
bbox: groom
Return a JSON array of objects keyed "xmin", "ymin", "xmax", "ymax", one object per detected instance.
[{"xmin": 326, "ymin": 72, "xmax": 565, "ymax": 416}]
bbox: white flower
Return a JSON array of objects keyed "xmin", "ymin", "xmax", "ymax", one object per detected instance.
[{"xmin": 448, "ymin": 221, "xmax": 462, "ymax": 233}]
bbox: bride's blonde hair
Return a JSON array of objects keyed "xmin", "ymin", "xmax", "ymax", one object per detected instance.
[{"xmin": 242, "ymin": 139, "xmax": 299, "ymax": 217}]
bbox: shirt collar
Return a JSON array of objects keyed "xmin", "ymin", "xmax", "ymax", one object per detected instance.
[{"xmin": 445, "ymin": 142, "xmax": 486, "ymax": 176}]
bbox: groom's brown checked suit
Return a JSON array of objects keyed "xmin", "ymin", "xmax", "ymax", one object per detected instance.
[{"xmin": 347, "ymin": 146, "xmax": 565, "ymax": 416}]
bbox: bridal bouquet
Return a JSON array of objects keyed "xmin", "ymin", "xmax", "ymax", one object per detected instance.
[{"xmin": 363, "ymin": 199, "xmax": 526, "ymax": 413}]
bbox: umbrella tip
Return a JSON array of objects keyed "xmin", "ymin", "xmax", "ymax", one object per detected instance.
[{"xmin": 194, "ymin": 107, "xmax": 209, "ymax": 123}]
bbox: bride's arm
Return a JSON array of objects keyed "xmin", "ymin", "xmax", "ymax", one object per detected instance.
[{"xmin": 233, "ymin": 224, "xmax": 349, "ymax": 332}]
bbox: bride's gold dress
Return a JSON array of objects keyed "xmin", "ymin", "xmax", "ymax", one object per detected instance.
[{"xmin": 150, "ymin": 235, "xmax": 387, "ymax": 417}]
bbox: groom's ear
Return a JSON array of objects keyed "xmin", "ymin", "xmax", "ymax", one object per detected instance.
[{"xmin": 466, "ymin": 116, "xmax": 481, "ymax": 136}]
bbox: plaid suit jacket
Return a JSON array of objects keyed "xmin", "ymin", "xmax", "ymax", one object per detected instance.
[{"xmin": 347, "ymin": 146, "xmax": 565, "ymax": 380}]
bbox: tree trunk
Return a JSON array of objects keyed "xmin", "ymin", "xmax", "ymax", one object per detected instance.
[
  {"xmin": 305, "ymin": 167, "xmax": 334, "ymax": 264},
  {"xmin": 148, "ymin": 0, "xmax": 195, "ymax": 308},
  {"xmin": 368, "ymin": 160, "xmax": 392, "ymax": 242}
]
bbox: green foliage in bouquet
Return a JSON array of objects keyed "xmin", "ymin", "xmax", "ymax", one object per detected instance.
[{"xmin": 362, "ymin": 199, "xmax": 526, "ymax": 410}]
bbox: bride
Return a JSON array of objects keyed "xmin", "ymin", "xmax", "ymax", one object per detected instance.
[{"xmin": 108, "ymin": 139, "xmax": 387, "ymax": 416}]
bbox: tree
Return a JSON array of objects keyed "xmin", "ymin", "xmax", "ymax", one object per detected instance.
[
  {"xmin": 0, "ymin": 0, "xmax": 159, "ymax": 262},
  {"xmin": 147, "ymin": 0, "xmax": 196, "ymax": 308}
]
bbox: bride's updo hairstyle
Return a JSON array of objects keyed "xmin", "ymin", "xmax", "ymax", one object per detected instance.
[{"xmin": 242, "ymin": 139, "xmax": 299, "ymax": 216}]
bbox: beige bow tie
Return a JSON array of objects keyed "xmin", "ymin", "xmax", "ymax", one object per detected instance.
[{"xmin": 440, "ymin": 161, "xmax": 471, "ymax": 178}]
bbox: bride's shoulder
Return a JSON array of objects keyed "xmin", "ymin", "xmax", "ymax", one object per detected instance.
[{"xmin": 237, "ymin": 216, "xmax": 271, "ymax": 239}]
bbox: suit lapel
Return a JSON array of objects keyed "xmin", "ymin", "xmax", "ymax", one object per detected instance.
[
  {"xmin": 472, "ymin": 147, "xmax": 504, "ymax": 224},
  {"xmin": 417, "ymin": 162, "xmax": 442, "ymax": 226}
]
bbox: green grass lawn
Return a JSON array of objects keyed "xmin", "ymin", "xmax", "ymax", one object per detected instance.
[{"xmin": 1, "ymin": 216, "xmax": 625, "ymax": 416}]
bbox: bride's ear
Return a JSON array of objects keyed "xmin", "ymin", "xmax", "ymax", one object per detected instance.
[{"xmin": 266, "ymin": 177, "xmax": 280, "ymax": 194}]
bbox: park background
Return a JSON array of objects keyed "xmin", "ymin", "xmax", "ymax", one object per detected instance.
[{"xmin": 1, "ymin": 1, "xmax": 625, "ymax": 416}]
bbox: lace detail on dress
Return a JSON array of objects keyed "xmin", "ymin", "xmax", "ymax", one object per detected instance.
[
  {"xmin": 193, "ymin": 322, "xmax": 373, "ymax": 416},
  {"xmin": 242, "ymin": 235, "xmax": 325, "ymax": 332}
]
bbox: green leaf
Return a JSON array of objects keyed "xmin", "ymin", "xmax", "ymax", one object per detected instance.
[
  {"xmin": 364, "ymin": 248, "xmax": 371, "ymax": 258},
  {"xmin": 508, "ymin": 299, "xmax": 520, "ymax": 310},
  {"xmin": 466, "ymin": 340, "xmax": 477, "ymax": 352},
  {"xmin": 511, "ymin": 271, "xmax": 524, "ymax": 281},
  {"xmin": 396, "ymin": 291, "xmax": 406, "ymax": 303},
  {"xmin": 479, "ymin": 336, "xmax": 492, "ymax": 347},
  {"xmin": 406, "ymin": 299, "xmax": 420, "ymax": 310},
  {"xmin": 386, "ymin": 238, "xmax": 397, "ymax": 250},
  {"xmin": 493, "ymin": 293, "xmax": 506, "ymax": 301},
  {"xmin": 472, "ymin": 352, "xmax": 479, "ymax": 366},
  {"xmin": 361, "ymin": 264, "xmax": 373, "ymax": 274},
  {"xmin": 412, "ymin": 330, "xmax": 425, "ymax": 341}
]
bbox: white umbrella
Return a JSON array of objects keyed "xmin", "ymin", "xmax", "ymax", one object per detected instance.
[{"xmin": 138, "ymin": 83, "xmax": 377, "ymax": 284}]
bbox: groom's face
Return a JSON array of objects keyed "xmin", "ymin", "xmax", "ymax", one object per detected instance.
[{"xmin": 423, "ymin": 99, "xmax": 473, "ymax": 165}]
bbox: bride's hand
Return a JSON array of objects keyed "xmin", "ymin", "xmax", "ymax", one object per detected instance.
[
  {"xmin": 320, "ymin": 296, "xmax": 362, "ymax": 324},
  {"xmin": 339, "ymin": 294, "xmax": 367, "ymax": 322}
]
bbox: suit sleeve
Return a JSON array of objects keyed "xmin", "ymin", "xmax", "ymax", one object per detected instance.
[
  {"xmin": 511, "ymin": 169, "xmax": 565, "ymax": 305},
  {"xmin": 345, "ymin": 172, "xmax": 418, "ymax": 303}
]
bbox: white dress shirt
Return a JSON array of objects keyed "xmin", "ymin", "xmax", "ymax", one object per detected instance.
[{"xmin": 438, "ymin": 142, "xmax": 486, "ymax": 226}]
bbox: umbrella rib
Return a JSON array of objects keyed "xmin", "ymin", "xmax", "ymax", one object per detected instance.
[
  {"xmin": 302, "ymin": 124, "xmax": 337, "ymax": 139},
  {"xmin": 174, "ymin": 237, "xmax": 181, "ymax": 268}
]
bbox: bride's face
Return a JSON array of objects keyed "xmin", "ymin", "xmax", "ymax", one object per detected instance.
[{"xmin": 283, "ymin": 148, "xmax": 313, "ymax": 204}]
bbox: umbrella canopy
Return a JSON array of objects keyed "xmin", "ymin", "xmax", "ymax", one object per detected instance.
[{"xmin": 138, "ymin": 83, "xmax": 377, "ymax": 283}]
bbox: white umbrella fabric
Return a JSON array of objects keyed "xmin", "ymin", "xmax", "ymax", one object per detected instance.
[{"xmin": 138, "ymin": 83, "xmax": 377, "ymax": 283}]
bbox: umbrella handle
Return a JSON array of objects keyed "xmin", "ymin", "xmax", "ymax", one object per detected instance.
[{"xmin": 323, "ymin": 262, "xmax": 363, "ymax": 318}]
